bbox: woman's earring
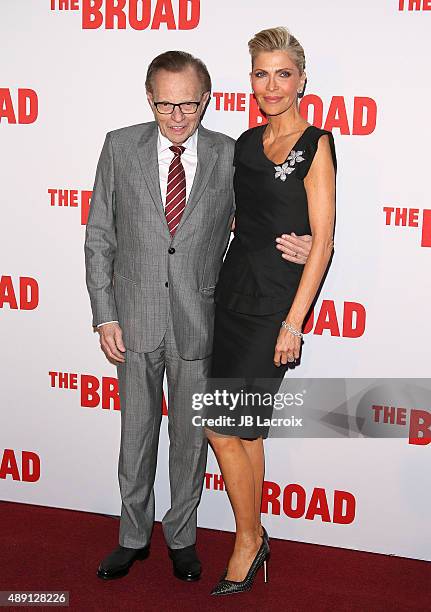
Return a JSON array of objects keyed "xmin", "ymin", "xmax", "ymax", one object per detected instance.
[{"xmin": 297, "ymin": 77, "xmax": 307, "ymax": 99}]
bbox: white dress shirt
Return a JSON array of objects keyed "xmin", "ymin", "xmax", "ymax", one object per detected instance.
[
  {"xmin": 97, "ymin": 127, "xmax": 199, "ymax": 329},
  {"xmin": 158, "ymin": 127, "xmax": 198, "ymax": 206}
]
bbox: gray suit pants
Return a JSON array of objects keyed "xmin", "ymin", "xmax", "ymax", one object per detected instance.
[{"xmin": 116, "ymin": 310, "xmax": 209, "ymax": 549}]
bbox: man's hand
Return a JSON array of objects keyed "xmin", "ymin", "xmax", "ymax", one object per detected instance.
[
  {"xmin": 97, "ymin": 322, "xmax": 126, "ymax": 364},
  {"xmin": 276, "ymin": 232, "xmax": 313, "ymax": 264}
]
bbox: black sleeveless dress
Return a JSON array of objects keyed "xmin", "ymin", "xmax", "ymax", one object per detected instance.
[{"xmin": 208, "ymin": 124, "xmax": 337, "ymax": 438}]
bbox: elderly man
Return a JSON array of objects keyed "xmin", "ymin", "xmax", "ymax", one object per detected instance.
[{"xmin": 84, "ymin": 50, "xmax": 311, "ymax": 582}]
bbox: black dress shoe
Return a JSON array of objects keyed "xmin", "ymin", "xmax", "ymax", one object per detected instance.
[
  {"xmin": 97, "ymin": 544, "xmax": 150, "ymax": 580},
  {"xmin": 168, "ymin": 544, "xmax": 201, "ymax": 581}
]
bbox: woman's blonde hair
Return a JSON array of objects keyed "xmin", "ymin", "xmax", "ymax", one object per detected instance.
[{"xmin": 248, "ymin": 26, "xmax": 306, "ymax": 75}]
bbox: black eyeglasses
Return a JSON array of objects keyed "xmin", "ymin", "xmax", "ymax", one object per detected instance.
[{"xmin": 154, "ymin": 100, "xmax": 201, "ymax": 114}]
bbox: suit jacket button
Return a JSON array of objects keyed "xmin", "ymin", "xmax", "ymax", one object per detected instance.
[
  {"xmin": 168, "ymin": 247, "xmax": 175, "ymax": 254},
  {"xmin": 165, "ymin": 282, "xmax": 169, "ymax": 287}
]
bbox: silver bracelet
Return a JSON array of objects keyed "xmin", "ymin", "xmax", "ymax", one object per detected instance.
[{"xmin": 281, "ymin": 321, "xmax": 303, "ymax": 338}]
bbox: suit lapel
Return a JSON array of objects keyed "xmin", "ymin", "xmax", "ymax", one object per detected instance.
[
  {"xmin": 174, "ymin": 125, "xmax": 218, "ymax": 233},
  {"xmin": 136, "ymin": 122, "xmax": 170, "ymax": 232},
  {"xmin": 136, "ymin": 122, "xmax": 218, "ymax": 235}
]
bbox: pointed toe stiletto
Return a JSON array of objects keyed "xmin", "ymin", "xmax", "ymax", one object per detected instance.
[{"xmin": 210, "ymin": 537, "xmax": 269, "ymax": 596}]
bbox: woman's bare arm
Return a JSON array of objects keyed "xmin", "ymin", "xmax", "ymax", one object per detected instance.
[
  {"xmin": 285, "ymin": 134, "xmax": 336, "ymax": 328},
  {"xmin": 274, "ymin": 134, "xmax": 335, "ymax": 365}
]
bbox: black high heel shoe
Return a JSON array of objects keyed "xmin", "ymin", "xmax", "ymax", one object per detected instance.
[
  {"xmin": 210, "ymin": 537, "xmax": 270, "ymax": 596},
  {"xmin": 216, "ymin": 528, "xmax": 269, "ymax": 582}
]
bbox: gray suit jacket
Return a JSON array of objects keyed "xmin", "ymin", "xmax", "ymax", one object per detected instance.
[{"xmin": 84, "ymin": 121, "xmax": 235, "ymax": 359}]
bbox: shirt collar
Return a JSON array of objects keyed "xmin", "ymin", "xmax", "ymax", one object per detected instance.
[{"xmin": 157, "ymin": 126, "xmax": 198, "ymax": 154}]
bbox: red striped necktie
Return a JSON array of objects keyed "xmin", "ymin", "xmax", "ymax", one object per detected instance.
[{"xmin": 165, "ymin": 145, "xmax": 186, "ymax": 236}]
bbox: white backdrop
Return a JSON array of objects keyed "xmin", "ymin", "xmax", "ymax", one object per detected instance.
[{"xmin": 1, "ymin": 0, "xmax": 431, "ymax": 562}]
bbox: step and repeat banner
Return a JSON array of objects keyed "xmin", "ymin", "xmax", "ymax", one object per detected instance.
[{"xmin": 1, "ymin": 1, "xmax": 430, "ymax": 562}]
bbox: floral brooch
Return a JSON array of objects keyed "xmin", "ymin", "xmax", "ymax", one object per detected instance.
[{"xmin": 274, "ymin": 150, "xmax": 305, "ymax": 181}]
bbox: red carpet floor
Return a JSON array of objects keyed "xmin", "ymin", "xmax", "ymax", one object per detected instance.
[{"xmin": 1, "ymin": 501, "xmax": 429, "ymax": 611}]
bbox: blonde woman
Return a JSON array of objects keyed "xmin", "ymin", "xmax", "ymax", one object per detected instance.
[{"xmin": 207, "ymin": 27, "xmax": 337, "ymax": 595}]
